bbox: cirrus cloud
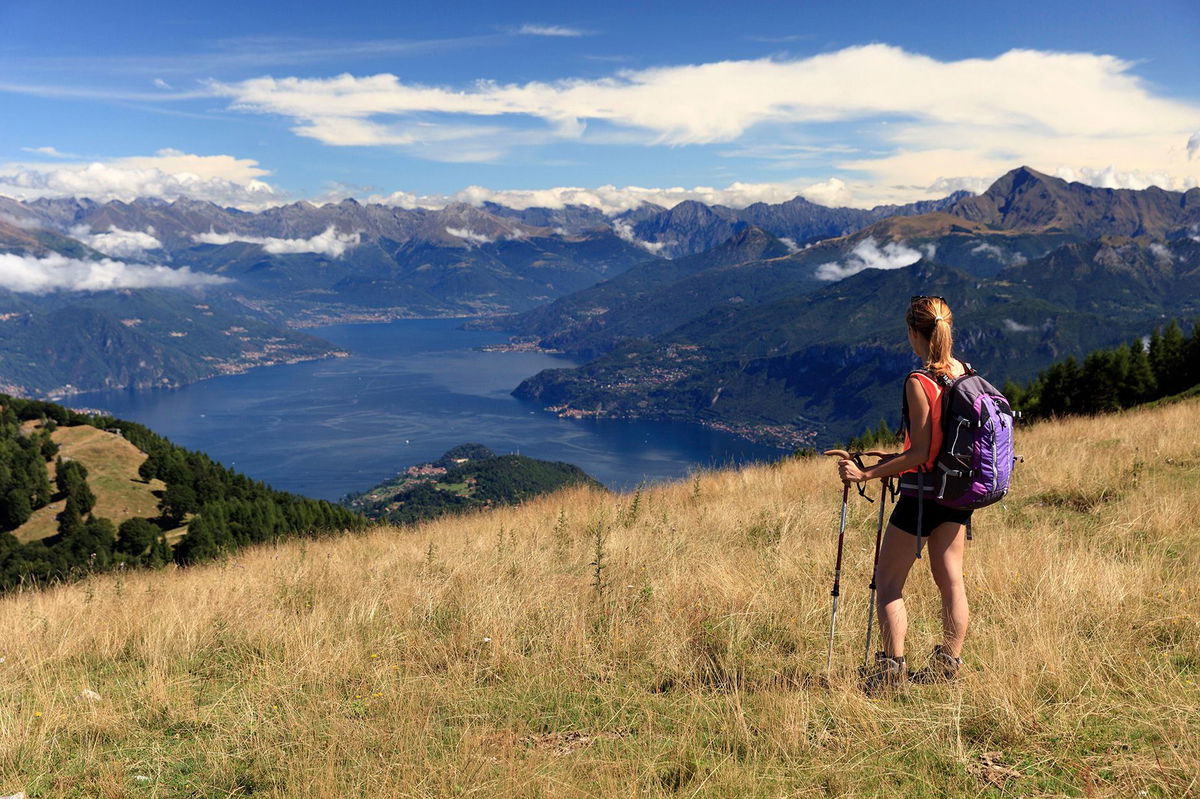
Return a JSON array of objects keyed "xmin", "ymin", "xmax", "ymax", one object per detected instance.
[
  {"xmin": 516, "ymin": 24, "xmax": 588, "ymax": 37},
  {"xmin": 0, "ymin": 252, "xmax": 231, "ymax": 293}
]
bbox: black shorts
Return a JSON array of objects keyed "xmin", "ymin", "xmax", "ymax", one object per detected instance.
[{"xmin": 889, "ymin": 495, "xmax": 972, "ymax": 537}]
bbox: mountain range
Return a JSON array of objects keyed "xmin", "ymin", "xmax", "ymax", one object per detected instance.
[
  {"xmin": 3, "ymin": 166, "xmax": 1199, "ymax": 439},
  {"xmin": 506, "ymin": 168, "xmax": 1200, "ymax": 446},
  {"xmin": 0, "ymin": 184, "xmax": 974, "ymax": 396}
]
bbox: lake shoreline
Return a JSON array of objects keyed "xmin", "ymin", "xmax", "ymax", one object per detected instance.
[{"xmin": 66, "ymin": 319, "xmax": 787, "ymax": 500}]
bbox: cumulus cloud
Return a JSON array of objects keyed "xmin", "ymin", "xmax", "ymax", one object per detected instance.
[
  {"xmin": 0, "ymin": 149, "xmax": 283, "ymax": 209},
  {"xmin": 1052, "ymin": 165, "xmax": 1196, "ymax": 191},
  {"xmin": 193, "ymin": 226, "xmax": 360, "ymax": 257},
  {"xmin": 444, "ymin": 227, "xmax": 493, "ymax": 245},
  {"xmin": 69, "ymin": 225, "xmax": 162, "ymax": 258},
  {"xmin": 517, "ymin": 24, "xmax": 587, "ymax": 37},
  {"xmin": 0, "ymin": 252, "xmax": 231, "ymax": 293},
  {"xmin": 1003, "ymin": 318, "xmax": 1035, "ymax": 332},
  {"xmin": 924, "ymin": 175, "xmax": 994, "ymax": 197},
  {"xmin": 797, "ymin": 177, "xmax": 853, "ymax": 207},
  {"xmin": 815, "ymin": 238, "xmax": 923, "ymax": 281},
  {"xmin": 778, "ymin": 237, "xmax": 801, "ymax": 253},
  {"xmin": 970, "ymin": 241, "xmax": 1028, "ymax": 267},
  {"xmin": 210, "ymin": 44, "xmax": 1200, "ymax": 203}
]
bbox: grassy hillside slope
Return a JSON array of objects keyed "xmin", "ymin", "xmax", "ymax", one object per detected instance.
[
  {"xmin": 0, "ymin": 401, "xmax": 1197, "ymax": 797},
  {"xmin": 15, "ymin": 425, "xmax": 170, "ymax": 544}
]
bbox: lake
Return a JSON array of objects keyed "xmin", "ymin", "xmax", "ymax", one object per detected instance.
[{"xmin": 71, "ymin": 318, "xmax": 787, "ymax": 501}]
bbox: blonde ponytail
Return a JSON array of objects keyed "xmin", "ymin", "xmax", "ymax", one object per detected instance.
[{"xmin": 906, "ymin": 296, "xmax": 955, "ymax": 378}]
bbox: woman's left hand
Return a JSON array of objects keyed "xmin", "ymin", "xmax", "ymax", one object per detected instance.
[{"xmin": 838, "ymin": 459, "xmax": 867, "ymax": 483}]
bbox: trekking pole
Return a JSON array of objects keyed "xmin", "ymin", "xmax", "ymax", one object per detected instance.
[
  {"xmin": 864, "ymin": 474, "xmax": 891, "ymax": 667},
  {"xmin": 824, "ymin": 468, "xmax": 850, "ymax": 675},
  {"xmin": 821, "ymin": 449, "xmax": 889, "ymax": 676}
]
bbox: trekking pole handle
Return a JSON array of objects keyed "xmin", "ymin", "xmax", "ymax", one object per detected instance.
[
  {"xmin": 823, "ymin": 449, "xmax": 893, "ymax": 501},
  {"xmin": 822, "ymin": 449, "xmax": 892, "ymax": 460}
]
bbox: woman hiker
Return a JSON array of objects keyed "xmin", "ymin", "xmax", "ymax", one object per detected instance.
[{"xmin": 836, "ymin": 295, "xmax": 970, "ymax": 691}]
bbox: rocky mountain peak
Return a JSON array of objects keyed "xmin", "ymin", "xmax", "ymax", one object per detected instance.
[{"xmin": 950, "ymin": 166, "xmax": 1200, "ymax": 239}]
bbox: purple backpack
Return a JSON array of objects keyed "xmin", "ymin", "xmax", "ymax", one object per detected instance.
[{"xmin": 898, "ymin": 365, "xmax": 1015, "ymax": 516}]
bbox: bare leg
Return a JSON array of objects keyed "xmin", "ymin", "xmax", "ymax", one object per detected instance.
[
  {"xmin": 874, "ymin": 523, "xmax": 917, "ymax": 657},
  {"xmin": 926, "ymin": 521, "xmax": 969, "ymax": 657}
]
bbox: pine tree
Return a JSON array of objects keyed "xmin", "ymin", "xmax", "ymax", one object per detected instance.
[
  {"xmin": 1082, "ymin": 350, "xmax": 1125, "ymax": 414},
  {"xmin": 160, "ymin": 483, "xmax": 198, "ymax": 525},
  {"xmin": 80, "ymin": 516, "xmax": 116, "ymax": 568},
  {"xmin": 174, "ymin": 515, "xmax": 219, "ymax": 565},
  {"xmin": 145, "ymin": 534, "xmax": 172, "ymax": 568},
  {"xmin": 55, "ymin": 493, "xmax": 85, "ymax": 539},
  {"xmin": 1183, "ymin": 319, "xmax": 1200, "ymax": 391},
  {"xmin": 1123, "ymin": 339, "xmax": 1156, "ymax": 406},
  {"xmin": 2, "ymin": 488, "xmax": 32, "ymax": 529},
  {"xmin": 116, "ymin": 517, "xmax": 162, "ymax": 558},
  {"xmin": 1155, "ymin": 320, "xmax": 1187, "ymax": 396}
]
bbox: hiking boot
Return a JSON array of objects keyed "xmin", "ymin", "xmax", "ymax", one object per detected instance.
[
  {"xmin": 860, "ymin": 652, "xmax": 906, "ymax": 696},
  {"xmin": 909, "ymin": 645, "xmax": 962, "ymax": 684}
]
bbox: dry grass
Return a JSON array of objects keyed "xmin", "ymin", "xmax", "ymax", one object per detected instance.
[
  {"xmin": 1, "ymin": 401, "xmax": 1198, "ymax": 797},
  {"xmin": 16, "ymin": 426, "xmax": 168, "ymax": 544}
]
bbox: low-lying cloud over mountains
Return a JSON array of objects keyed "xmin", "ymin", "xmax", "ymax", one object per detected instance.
[
  {"xmin": 192, "ymin": 226, "xmax": 361, "ymax": 257},
  {"xmin": 814, "ymin": 239, "xmax": 930, "ymax": 281},
  {"xmin": 0, "ymin": 252, "xmax": 231, "ymax": 293}
]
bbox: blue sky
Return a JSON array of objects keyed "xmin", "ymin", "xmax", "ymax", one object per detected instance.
[{"xmin": 2, "ymin": 0, "xmax": 1198, "ymax": 210}]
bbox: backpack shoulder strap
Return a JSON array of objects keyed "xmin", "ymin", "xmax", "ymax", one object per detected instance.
[{"xmin": 901, "ymin": 369, "xmax": 938, "ymax": 434}]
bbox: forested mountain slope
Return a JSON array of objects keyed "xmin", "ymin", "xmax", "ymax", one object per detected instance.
[{"xmin": 0, "ymin": 395, "xmax": 363, "ymax": 590}]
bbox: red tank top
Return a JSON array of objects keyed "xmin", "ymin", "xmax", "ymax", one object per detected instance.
[{"xmin": 902, "ymin": 372, "xmax": 943, "ymax": 474}]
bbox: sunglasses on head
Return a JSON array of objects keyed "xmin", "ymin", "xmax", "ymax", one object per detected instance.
[{"xmin": 910, "ymin": 295, "xmax": 946, "ymax": 304}]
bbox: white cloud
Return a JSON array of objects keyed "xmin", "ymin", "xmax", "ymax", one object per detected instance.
[
  {"xmin": 193, "ymin": 226, "xmax": 360, "ymax": 257},
  {"xmin": 69, "ymin": 225, "xmax": 162, "ymax": 258},
  {"xmin": 1052, "ymin": 165, "xmax": 1195, "ymax": 191},
  {"xmin": 970, "ymin": 241, "xmax": 1027, "ymax": 267},
  {"xmin": 444, "ymin": 227, "xmax": 493, "ymax": 245},
  {"xmin": 20, "ymin": 146, "xmax": 77, "ymax": 159},
  {"xmin": 0, "ymin": 149, "xmax": 283, "ymax": 209},
  {"xmin": 778, "ymin": 237, "xmax": 800, "ymax": 253},
  {"xmin": 1149, "ymin": 242, "xmax": 1173, "ymax": 261},
  {"xmin": 517, "ymin": 24, "xmax": 587, "ymax": 37},
  {"xmin": 1003, "ymin": 318, "xmax": 1034, "ymax": 332},
  {"xmin": 923, "ymin": 175, "xmax": 994, "ymax": 197},
  {"xmin": 0, "ymin": 252, "xmax": 231, "ymax": 293},
  {"xmin": 1189, "ymin": 132, "xmax": 1200, "ymax": 160},
  {"xmin": 211, "ymin": 45, "xmax": 1200, "ymax": 203},
  {"xmin": 796, "ymin": 177, "xmax": 853, "ymax": 207},
  {"xmin": 815, "ymin": 238, "xmax": 923, "ymax": 281},
  {"xmin": 612, "ymin": 218, "xmax": 666, "ymax": 255},
  {"xmin": 370, "ymin": 180, "xmax": 816, "ymax": 214}
]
